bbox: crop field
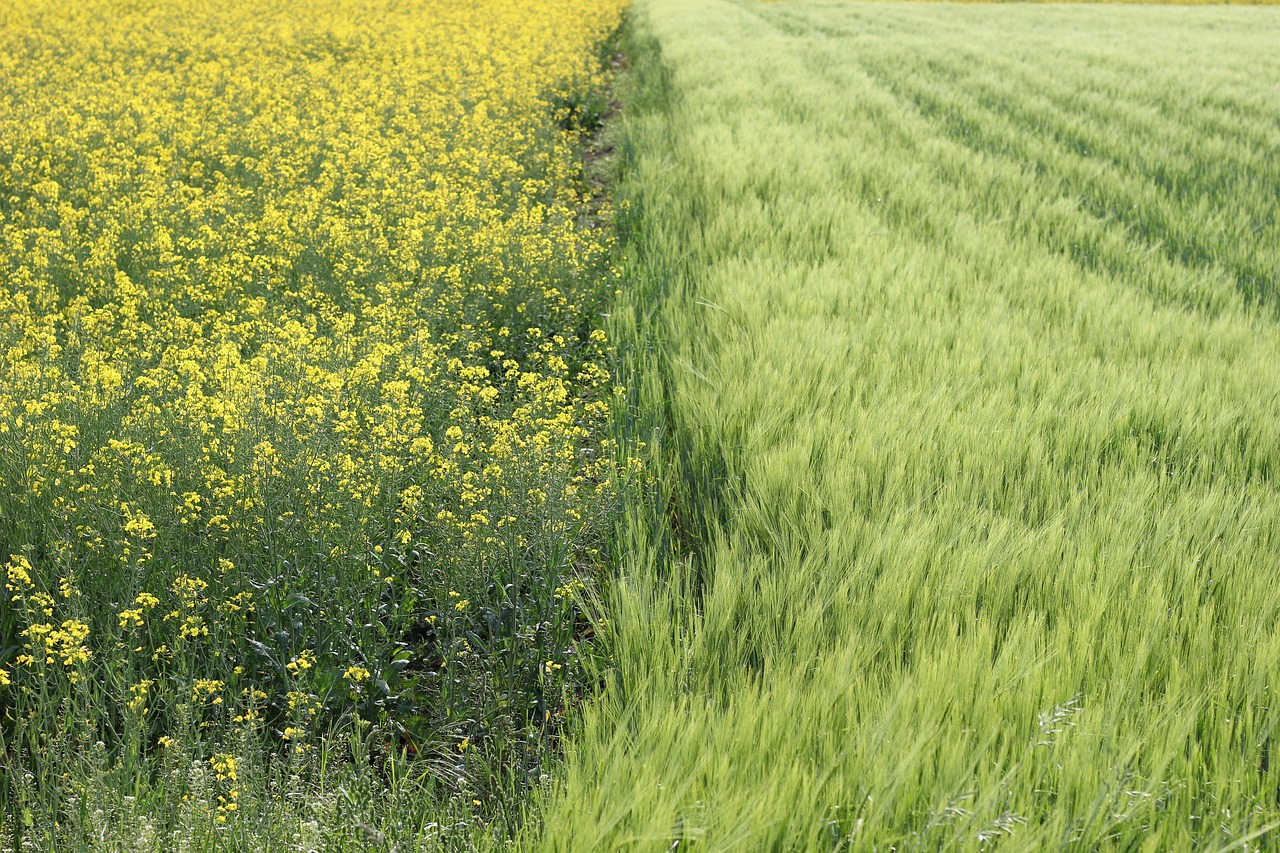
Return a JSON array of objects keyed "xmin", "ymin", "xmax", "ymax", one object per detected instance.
[
  {"xmin": 5, "ymin": 0, "xmax": 1280, "ymax": 850},
  {"xmin": 0, "ymin": 0, "xmax": 627, "ymax": 848},
  {"xmin": 538, "ymin": 1, "xmax": 1280, "ymax": 850}
]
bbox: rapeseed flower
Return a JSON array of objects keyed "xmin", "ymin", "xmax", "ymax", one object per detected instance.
[{"xmin": 0, "ymin": 0, "xmax": 631, "ymax": 817}]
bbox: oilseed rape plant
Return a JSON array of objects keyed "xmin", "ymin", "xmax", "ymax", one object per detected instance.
[{"xmin": 0, "ymin": 0, "xmax": 628, "ymax": 846}]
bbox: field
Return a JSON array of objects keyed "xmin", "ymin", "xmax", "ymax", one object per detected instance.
[
  {"xmin": 0, "ymin": 0, "xmax": 627, "ymax": 848},
  {"xmin": 5, "ymin": 0, "xmax": 1280, "ymax": 850},
  {"xmin": 538, "ymin": 1, "xmax": 1280, "ymax": 849}
]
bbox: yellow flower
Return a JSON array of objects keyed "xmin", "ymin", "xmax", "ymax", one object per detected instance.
[
  {"xmin": 286, "ymin": 650, "xmax": 315, "ymax": 675},
  {"xmin": 209, "ymin": 753, "xmax": 237, "ymax": 783},
  {"xmin": 192, "ymin": 679, "xmax": 224, "ymax": 703},
  {"xmin": 22, "ymin": 619, "xmax": 92, "ymax": 668},
  {"xmin": 4, "ymin": 555, "xmax": 34, "ymax": 597},
  {"xmin": 121, "ymin": 504, "xmax": 157, "ymax": 540},
  {"xmin": 171, "ymin": 574, "xmax": 208, "ymax": 603},
  {"xmin": 343, "ymin": 665, "xmax": 371, "ymax": 683},
  {"xmin": 128, "ymin": 680, "xmax": 153, "ymax": 713}
]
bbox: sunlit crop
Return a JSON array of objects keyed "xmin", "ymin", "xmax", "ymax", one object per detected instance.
[
  {"xmin": 0, "ymin": 0, "xmax": 627, "ymax": 844},
  {"xmin": 542, "ymin": 1, "xmax": 1280, "ymax": 849}
]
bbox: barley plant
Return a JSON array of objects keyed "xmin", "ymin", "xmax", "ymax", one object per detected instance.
[
  {"xmin": 0, "ymin": 0, "xmax": 631, "ymax": 848},
  {"xmin": 537, "ymin": 1, "xmax": 1280, "ymax": 849}
]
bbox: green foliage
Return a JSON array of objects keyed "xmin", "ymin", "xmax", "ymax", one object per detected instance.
[{"xmin": 536, "ymin": 1, "xmax": 1280, "ymax": 850}]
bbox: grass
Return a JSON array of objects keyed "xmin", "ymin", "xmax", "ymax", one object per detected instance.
[{"xmin": 537, "ymin": 1, "xmax": 1280, "ymax": 849}]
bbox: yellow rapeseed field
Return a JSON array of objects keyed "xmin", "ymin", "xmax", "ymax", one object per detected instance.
[{"xmin": 0, "ymin": 0, "xmax": 627, "ymax": 838}]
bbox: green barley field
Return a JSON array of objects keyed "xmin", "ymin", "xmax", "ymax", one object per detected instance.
[{"xmin": 538, "ymin": 1, "xmax": 1280, "ymax": 849}]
